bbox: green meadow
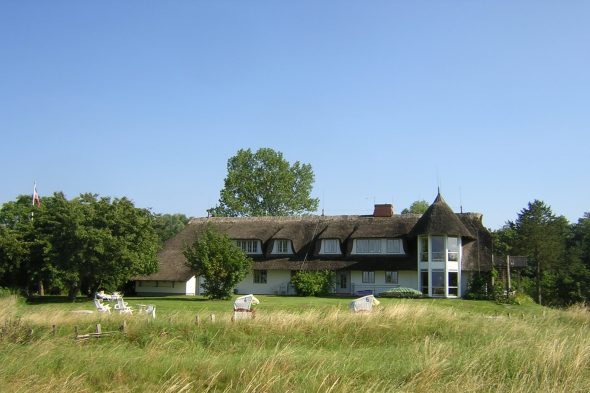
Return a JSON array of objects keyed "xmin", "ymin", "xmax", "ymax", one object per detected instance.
[{"xmin": 1, "ymin": 295, "xmax": 589, "ymax": 392}]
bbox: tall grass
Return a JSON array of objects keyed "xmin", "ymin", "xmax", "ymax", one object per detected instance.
[{"xmin": 1, "ymin": 296, "xmax": 589, "ymax": 392}]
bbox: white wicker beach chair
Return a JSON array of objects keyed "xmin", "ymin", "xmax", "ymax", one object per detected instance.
[
  {"xmin": 349, "ymin": 295, "xmax": 380, "ymax": 313},
  {"xmin": 233, "ymin": 294, "xmax": 260, "ymax": 320}
]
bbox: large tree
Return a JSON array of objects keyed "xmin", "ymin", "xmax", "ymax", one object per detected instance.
[
  {"xmin": 0, "ymin": 192, "xmax": 160, "ymax": 299},
  {"xmin": 511, "ymin": 200, "xmax": 568, "ymax": 305},
  {"xmin": 209, "ymin": 148, "xmax": 319, "ymax": 216},
  {"xmin": 184, "ymin": 226, "xmax": 252, "ymax": 299}
]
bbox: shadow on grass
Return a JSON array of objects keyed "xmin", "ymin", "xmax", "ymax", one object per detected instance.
[{"xmin": 26, "ymin": 295, "xmax": 91, "ymax": 304}]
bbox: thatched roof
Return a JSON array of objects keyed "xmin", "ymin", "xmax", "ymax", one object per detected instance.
[
  {"xmin": 409, "ymin": 193, "xmax": 475, "ymax": 239},
  {"xmin": 136, "ymin": 196, "xmax": 492, "ymax": 281}
]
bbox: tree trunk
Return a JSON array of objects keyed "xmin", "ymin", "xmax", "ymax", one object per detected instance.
[
  {"xmin": 38, "ymin": 280, "xmax": 44, "ymax": 296},
  {"xmin": 68, "ymin": 286, "xmax": 78, "ymax": 302}
]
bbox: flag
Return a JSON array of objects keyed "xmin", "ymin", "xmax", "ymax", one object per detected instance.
[{"xmin": 32, "ymin": 182, "xmax": 41, "ymax": 208}]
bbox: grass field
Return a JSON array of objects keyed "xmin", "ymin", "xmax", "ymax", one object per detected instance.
[{"xmin": 1, "ymin": 295, "xmax": 589, "ymax": 392}]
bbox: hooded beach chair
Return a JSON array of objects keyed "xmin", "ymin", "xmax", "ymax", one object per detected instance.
[
  {"xmin": 349, "ymin": 295, "xmax": 380, "ymax": 313},
  {"xmin": 233, "ymin": 294, "xmax": 260, "ymax": 320}
]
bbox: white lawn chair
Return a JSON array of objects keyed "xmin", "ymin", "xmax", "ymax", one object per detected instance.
[
  {"xmin": 137, "ymin": 304, "xmax": 156, "ymax": 319},
  {"xmin": 349, "ymin": 295, "xmax": 380, "ymax": 313},
  {"xmin": 94, "ymin": 299, "xmax": 111, "ymax": 314},
  {"xmin": 95, "ymin": 291, "xmax": 112, "ymax": 301},
  {"xmin": 114, "ymin": 297, "xmax": 133, "ymax": 315},
  {"xmin": 233, "ymin": 294, "xmax": 260, "ymax": 320}
]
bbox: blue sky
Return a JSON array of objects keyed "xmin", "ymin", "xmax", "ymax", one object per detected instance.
[{"xmin": 1, "ymin": 1, "xmax": 589, "ymax": 230}]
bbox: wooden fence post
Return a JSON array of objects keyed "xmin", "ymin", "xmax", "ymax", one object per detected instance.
[
  {"xmin": 210, "ymin": 314, "xmax": 215, "ymax": 323},
  {"xmin": 95, "ymin": 324, "xmax": 102, "ymax": 335}
]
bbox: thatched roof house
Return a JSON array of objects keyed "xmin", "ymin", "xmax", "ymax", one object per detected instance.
[{"xmin": 136, "ymin": 193, "xmax": 492, "ymax": 297}]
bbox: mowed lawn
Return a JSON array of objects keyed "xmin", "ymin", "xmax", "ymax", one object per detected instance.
[{"xmin": 1, "ymin": 295, "xmax": 589, "ymax": 392}]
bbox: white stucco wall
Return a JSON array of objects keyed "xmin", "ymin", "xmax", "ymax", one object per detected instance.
[
  {"xmin": 235, "ymin": 270, "xmax": 292, "ymax": 295},
  {"xmin": 350, "ymin": 270, "xmax": 418, "ymax": 295},
  {"xmin": 135, "ymin": 278, "xmax": 196, "ymax": 295}
]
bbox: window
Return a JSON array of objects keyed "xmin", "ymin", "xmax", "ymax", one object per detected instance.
[
  {"xmin": 236, "ymin": 240, "xmax": 259, "ymax": 254},
  {"xmin": 420, "ymin": 271, "xmax": 429, "ymax": 294},
  {"xmin": 385, "ymin": 271, "xmax": 398, "ymax": 284},
  {"xmin": 386, "ymin": 239, "xmax": 401, "ymax": 254},
  {"xmin": 448, "ymin": 272, "xmax": 458, "ymax": 296},
  {"xmin": 420, "ymin": 237, "xmax": 429, "ymax": 261},
  {"xmin": 157, "ymin": 281, "xmax": 174, "ymax": 288},
  {"xmin": 254, "ymin": 270, "xmax": 267, "ymax": 284},
  {"xmin": 321, "ymin": 239, "xmax": 340, "ymax": 254},
  {"xmin": 275, "ymin": 239, "xmax": 290, "ymax": 254},
  {"xmin": 362, "ymin": 271, "xmax": 375, "ymax": 283},
  {"xmin": 431, "ymin": 236, "xmax": 445, "ymax": 261},
  {"xmin": 432, "ymin": 270, "xmax": 445, "ymax": 296},
  {"xmin": 447, "ymin": 237, "xmax": 460, "ymax": 262},
  {"xmin": 356, "ymin": 239, "xmax": 381, "ymax": 253}
]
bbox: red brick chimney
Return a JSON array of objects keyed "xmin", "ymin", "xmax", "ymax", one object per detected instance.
[{"xmin": 373, "ymin": 204, "xmax": 394, "ymax": 217}]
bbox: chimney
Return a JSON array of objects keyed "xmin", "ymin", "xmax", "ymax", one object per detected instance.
[{"xmin": 373, "ymin": 204, "xmax": 394, "ymax": 217}]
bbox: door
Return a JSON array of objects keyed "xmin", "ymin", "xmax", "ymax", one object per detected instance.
[{"xmin": 337, "ymin": 271, "xmax": 351, "ymax": 294}]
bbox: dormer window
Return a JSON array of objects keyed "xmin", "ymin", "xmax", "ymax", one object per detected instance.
[
  {"xmin": 272, "ymin": 239, "xmax": 293, "ymax": 254},
  {"xmin": 386, "ymin": 239, "xmax": 402, "ymax": 254},
  {"xmin": 356, "ymin": 239, "xmax": 381, "ymax": 253},
  {"xmin": 320, "ymin": 239, "xmax": 341, "ymax": 255},
  {"xmin": 235, "ymin": 240, "xmax": 261, "ymax": 254},
  {"xmin": 353, "ymin": 238, "xmax": 404, "ymax": 254}
]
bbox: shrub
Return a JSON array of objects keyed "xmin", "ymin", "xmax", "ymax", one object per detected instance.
[
  {"xmin": 0, "ymin": 287, "xmax": 15, "ymax": 298},
  {"xmin": 291, "ymin": 270, "xmax": 334, "ymax": 296},
  {"xmin": 379, "ymin": 287, "xmax": 423, "ymax": 298},
  {"xmin": 184, "ymin": 226, "xmax": 252, "ymax": 299}
]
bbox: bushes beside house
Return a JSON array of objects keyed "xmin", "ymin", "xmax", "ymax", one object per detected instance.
[{"xmin": 291, "ymin": 270, "xmax": 334, "ymax": 296}]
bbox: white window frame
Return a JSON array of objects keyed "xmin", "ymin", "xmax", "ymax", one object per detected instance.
[
  {"xmin": 355, "ymin": 239, "xmax": 381, "ymax": 254},
  {"xmin": 385, "ymin": 239, "xmax": 402, "ymax": 254},
  {"xmin": 235, "ymin": 240, "xmax": 260, "ymax": 254},
  {"xmin": 385, "ymin": 271, "xmax": 398, "ymax": 284},
  {"xmin": 362, "ymin": 271, "xmax": 375, "ymax": 283},
  {"xmin": 254, "ymin": 270, "xmax": 267, "ymax": 284},
  {"xmin": 273, "ymin": 239, "xmax": 291, "ymax": 254},
  {"xmin": 320, "ymin": 239, "xmax": 341, "ymax": 254}
]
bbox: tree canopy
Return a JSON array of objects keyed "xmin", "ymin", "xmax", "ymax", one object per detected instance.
[
  {"xmin": 402, "ymin": 199, "xmax": 430, "ymax": 214},
  {"xmin": 0, "ymin": 193, "xmax": 160, "ymax": 298},
  {"xmin": 208, "ymin": 148, "xmax": 319, "ymax": 217},
  {"xmin": 153, "ymin": 213, "xmax": 190, "ymax": 244},
  {"xmin": 401, "ymin": 200, "xmax": 429, "ymax": 215},
  {"xmin": 495, "ymin": 200, "xmax": 590, "ymax": 306},
  {"xmin": 183, "ymin": 226, "xmax": 252, "ymax": 299}
]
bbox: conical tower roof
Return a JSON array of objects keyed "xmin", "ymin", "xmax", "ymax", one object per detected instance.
[{"xmin": 409, "ymin": 192, "xmax": 475, "ymax": 239}]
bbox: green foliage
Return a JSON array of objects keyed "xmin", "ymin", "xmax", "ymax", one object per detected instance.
[
  {"xmin": 465, "ymin": 272, "xmax": 493, "ymax": 300},
  {"xmin": 0, "ymin": 193, "xmax": 160, "ymax": 298},
  {"xmin": 209, "ymin": 148, "xmax": 319, "ymax": 217},
  {"xmin": 400, "ymin": 200, "xmax": 429, "ymax": 215},
  {"xmin": 0, "ymin": 287, "xmax": 15, "ymax": 298},
  {"xmin": 184, "ymin": 227, "xmax": 252, "ymax": 299},
  {"xmin": 509, "ymin": 200, "xmax": 590, "ymax": 306},
  {"xmin": 290, "ymin": 270, "xmax": 334, "ymax": 296},
  {"xmin": 379, "ymin": 287, "xmax": 423, "ymax": 298},
  {"xmin": 153, "ymin": 213, "xmax": 189, "ymax": 245}
]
